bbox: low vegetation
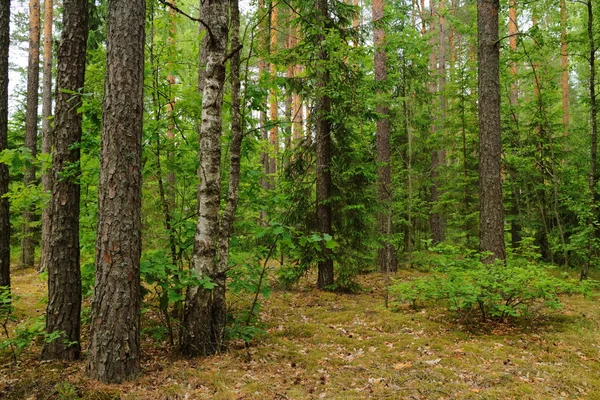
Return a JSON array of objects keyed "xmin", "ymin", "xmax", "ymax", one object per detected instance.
[{"xmin": 2, "ymin": 261, "xmax": 600, "ymax": 400}]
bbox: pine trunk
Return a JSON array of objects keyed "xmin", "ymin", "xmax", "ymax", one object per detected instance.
[
  {"xmin": 478, "ymin": 0, "xmax": 505, "ymax": 261},
  {"xmin": 0, "ymin": 0, "xmax": 9, "ymax": 292},
  {"xmin": 181, "ymin": 0, "xmax": 229, "ymax": 356},
  {"xmin": 41, "ymin": 0, "xmax": 88, "ymax": 361},
  {"xmin": 560, "ymin": 0, "xmax": 569, "ymax": 136},
  {"xmin": 88, "ymin": 0, "xmax": 145, "ymax": 383},
  {"xmin": 38, "ymin": 0, "xmax": 53, "ymax": 273},
  {"xmin": 315, "ymin": 0, "xmax": 334, "ymax": 289},
  {"xmin": 22, "ymin": 0, "xmax": 41, "ymax": 268},
  {"xmin": 373, "ymin": 0, "xmax": 395, "ymax": 272}
]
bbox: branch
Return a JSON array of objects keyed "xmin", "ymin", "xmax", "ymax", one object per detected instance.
[
  {"xmin": 157, "ymin": 0, "xmax": 214, "ymax": 42},
  {"xmin": 221, "ymin": 44, "xmax": 244, "ymax": 66},
  {"xmin": 495, "ymin": 32, "xmax": 525, "ymax": 45}
]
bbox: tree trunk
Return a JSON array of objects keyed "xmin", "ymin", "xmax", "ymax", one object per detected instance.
[
  {"xmin": 373, "ymin": 0, "xmax": 395, "ymax": 272},
  {"xmin": 88, "ymin": 0, "xmax": 145, "ymax": 383},
  {"xmin": 478, "ymin": 0, "xmax": 505, "ymax": 262},
  {"xmin": 507, "ymin": 0, "xmax": 522, "ymax": 249},
  {"xmin": 430, "ymin": 0, "xmax": 447, "ymax": 245},
  {"xmin": 180, "ymin": 0, "xmax": 229, "ymax": 356},
  {"xmin": 315, "ymin": 0, "xmax": 334, "ymax": 289},
  {"xmin": 259, "ymin": 0, "xmax": 271, "ymax": 195},
  {"xmin": 41, "ymin": 0, "xmax": 88, "ymax": 361},
  {"xmin": 0, "ymin": 0, "xmax": 10, "ymax": 293},
  {"xmin": 38, "ymin": 0, "xmax": 53, "ymax": 273},
  {"xmin": 560, "ymin": 0, "xmax": 569, "ymax": 136},
  {"xmin": 583, "ymin": 0, "xmax": 597, "ymax": 280},
  {"xmin": 268, "ymin": 3, "xmax": 278, "ymax": 177},
  {"xmin": 22, "ymin": 0, "xmax": 41, "ymax": 268},
  {"xmin": 216, "ymin": 0, "xmax": 242, "ymax": 294}
]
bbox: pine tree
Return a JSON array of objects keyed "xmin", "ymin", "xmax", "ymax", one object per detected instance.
[
  {"xmin": 41, "ymin": 0, "xmax": 88, "ymax": 361},
  {"xmin": 88, "ymin": 0, "xmax": 145, "ymax": 383},
  {"xmin": 0, "ymin": 0, "xmax": 9, "ymax": 293},
  {"xmin": 22, "ymin": 0, "xmax": 41, "ymax": 267},
  {"xmin": 478, "ymin": 0, "xmax": 505, "ymax": 261}
]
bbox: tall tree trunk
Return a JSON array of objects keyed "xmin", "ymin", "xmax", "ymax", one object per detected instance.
[
  {"xmin": 374, "ymin": 0, "xmax": 395, "ymax": 272},
  {"xmin": 41, "ymin": 0, "xmax": 88, "ymax": 361},
  {"xmin": 0, "ymin": 0, "xmax": 10, "ymax": 293},
  {"xmin": 166, "ymin": 0, "xmax": 177, "ymax": 208},
  {"xmin": 478, "ymin": 0, "xmax": 505, "ymax": 262},
  {"xmin": 88, "ymin": 0, "xmax": 145, "ymax": 383},
  {"xmin": 315, "ymin": 0, "xmax": 334, "ymax": 289},
  {"xmin": 38, "ymin": 0, "xmax": 53, "ymax": 273},
  {"xmin": 507, "ymin": 0, "xmax": 522, "ymax": 248},
  {"xmin": 259, "ymin": 0, "xmax": 271, "ymax": 195},
  {"xmin": 431, "ymin": 0, "xmax": 447, "ymax": 244},
  {"xmin": 180, "ymin": 0, "xmax": 229, "ymax": 356},
  {"xmin": 427, "ymin": 1, "xmax": 444, "ymax": 245},
  {"xmin": 216, "ymin": 0, "xmax": 242, "ymax": 292},
  {"xmin": 22, "ymin": 0, "xmax": 41, "ymax": 267},
  {"xmin": 268, "ymin": 3, "xmax": 278, "ymax": 177},
  {"xmin": 583, "ymin": 0, "xmax": 597, "ymax": 280},
  {"xmin": 560, "ymin": 0, "xmax": 569, "ymax": 136}
]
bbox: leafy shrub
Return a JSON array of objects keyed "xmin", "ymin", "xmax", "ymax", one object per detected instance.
[
  {"xmin": 391, "ymin": 254, "xmax": 592, "ymax": 321},
  {"xmin": 0, "ymin": 291, "xmax": 64, "ymax": 363}
]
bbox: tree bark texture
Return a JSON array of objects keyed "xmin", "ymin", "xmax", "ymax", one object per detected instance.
[
  {"xmin": 0, "ymin": 0, "xmax": 9, "ymax": 292},
  {"xmin": 582, "ymin": 0, "xmax": 598, "ymax": 280},
  {"xmin": 477, "ymin": 0, "xmax": 505, "ymax": 261},
  {"xmin": 22, "ymin": 0, "xmax": 41, "ymax": 267},
  {"xmin": 41, "ymin": 0, "xmax": 88, "ymax": 361},
  {"xmin": 216, "ymin": 0, "xmax": 242, "ymax": 292},
  {"xmin": 39, "ymin": 0, "xmax": 53, "ymax": 273},
  {"xmin": 560, "ymin": 0, "xmax": 569, "ymax": 136},
  {"xmin": 181, "ymin": 0, "xmax": 229, "ymax": 357},
  {"xmin": 373, "ymin": 0, "xmax": 395, "ymax": 272},
  {"xmin": 268, "ymin": 3, "xmax": 278, "ymax": 177},
  {"xmin": 88, "ymin": 0, "xmax": 145, "ymax": 383},
  {"xmin": 315, "ymin": 0, "xmax": 334, "ymax": 289}
]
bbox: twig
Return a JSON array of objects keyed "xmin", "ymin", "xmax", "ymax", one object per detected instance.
[
  {"xmin": 221, "ymin": 44, "xmax": 244, "ymax": 66},
  {"xmin": 157, "ymin": 0, "xmax": 213, "ymax": 42}
]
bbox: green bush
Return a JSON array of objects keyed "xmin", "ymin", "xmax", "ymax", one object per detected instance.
[{"xmin": 391, "ymin": 254, "xmax": 593, "ymax": 321}]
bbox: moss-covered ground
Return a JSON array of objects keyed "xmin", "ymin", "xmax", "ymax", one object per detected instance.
[{"xmin": 2, "ymin": 266, "xmax": 600, "ymax": 399}]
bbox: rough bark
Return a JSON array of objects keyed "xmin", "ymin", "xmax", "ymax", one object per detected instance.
[
  {"xmin": 373, "ymin": 0, "xmax": 395, "ymax": 272},
  {"xmin": 315, "ymin": 0, "xmax": 334, "ymax": 289},
  {"xmin": 180, "ymin": 0, "xmax": 229, "ymax": 357},
  {"xmin": 0, "ymin": 0, "xmax": 9, "ymax": 292},
  {"xmin": 88, "ymin": 0, "xmax": 145, "ymax": 383},
  {"xmin": 478, "ymin": 0, "xmax": 505, "ymax": 261},
  {"xmin": 259, "ymin": 0, "xmax": 271, "ymax": 193},
  {"xmin": 507, "ymin": 0, "xmax": 521, "ymax": 248},
  {"xmin": 41, "ymin": 0, "xmax": 88, "ymax": 361},
  {"xmin": 430, "ymin": 0, "xmax": 446, "ymax": 245},
  {"xmin": 268, "ymin": 3, "xmax": 278, "ymax": 176},
  {"xmin": 38, "ymin": 0, "xmax": 53, "ymax": 273},
  {"xmin": 216, "ymin": 0, "xmax": 242, "ymax": 292},
  {"xmin": 583, "ymin": 0, "xmax": 597, "ymax": 280},
  {"xmin": 22, "ymin": 0, "xmax": 41, "ymax": 267},
  {"xmin": 560, "ymin": 0, "xmax": 569, "ymax": 136}
]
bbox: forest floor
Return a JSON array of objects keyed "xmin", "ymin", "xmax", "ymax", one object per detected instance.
[{"xmin": 1, "ymin": 266, "xmax": 600, "ymax": 399}]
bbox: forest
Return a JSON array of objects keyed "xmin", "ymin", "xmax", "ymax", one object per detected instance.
[{"xmin": 0, "ymin": 0, "xmax": 600, "ymax": 398}]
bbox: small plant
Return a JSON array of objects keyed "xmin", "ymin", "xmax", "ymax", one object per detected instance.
[
  {"xmin": 391, "ymin": 252, "xmax": 592, "ymax": 322},
  {"xmin": 140, "ymin": 249, "xmax": 216, "ymax": 346}
]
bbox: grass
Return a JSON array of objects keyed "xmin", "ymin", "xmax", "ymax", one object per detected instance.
[{"xmin": 2, "ymin": 266, "xmax": 600, "ymax": 399}]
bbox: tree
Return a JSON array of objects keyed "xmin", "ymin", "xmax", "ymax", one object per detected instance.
[
  {"xmin": 180, "ymin": 0, "xmax": 229, "ymax": 356},
  {"xmin": 582, "ymin": 0, "xmax": 597, "ymax": 280},
  {"xmin": 0, "ymin": 0, "xmax": 9, "ymax": 294},
  {"xmin": 41, "ymin": 0, "xmax": 88, "ymax": 361},
  {"xmin": 88, "ymin": 0, "xmax": 145, "ymax": 383},
  {"xmin": 374, "ymin": 0, "xmax": 395, "ymax": 273},
  {"xmin": 315, "ymin": 0, "xmax": 334, "ymax": 289},
  {"xmin": 22, "ymin": 0, "xmax": 41, "ymax": 267},
  {"xmin": 39, "ymin": 0, "xmax": 53, "ymax": 273},
  {"xmin": 477, "ymin": 0, "xmax": 505, "ymax": 261}
]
